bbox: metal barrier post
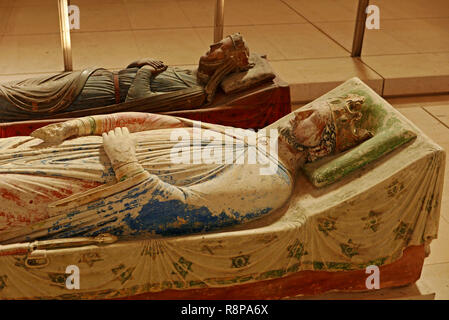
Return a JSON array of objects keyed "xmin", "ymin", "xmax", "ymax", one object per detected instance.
[
  {"xmin": 351, "ymin": 0, "xmax": 369, "ymax": 57},
  {"xmin": 58, "ymin": 0, "xmax": 73, "ymax": 71},
  {"xmin": 214, "ymin": 0, "xmax": 225, "ymax": 43}
]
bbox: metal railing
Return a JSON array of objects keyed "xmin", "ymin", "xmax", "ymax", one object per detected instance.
[
  {"xmin": 57, "ymin": 0, "xmax": 73, "ymax": 71},
  {"xmin": 214, "ymin": 0, "xmax": 225, "ymax": 43},
  {"xmin": 351, "ymin": 0, "xmax": 370, "ymax": 57},
  {"xmin": 57, "ymin": 0, "xmax": 369, "ymax": 71}
]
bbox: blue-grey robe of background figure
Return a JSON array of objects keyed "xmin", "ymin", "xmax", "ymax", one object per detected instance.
[{"xmin": 0, "ymin": 67, "xmax": 203, "ymax": 122}]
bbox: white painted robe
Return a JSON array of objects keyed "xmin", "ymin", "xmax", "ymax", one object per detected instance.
[{"xmin": 0, "ymin": 126, "xmax": 292, "ymax": 244}]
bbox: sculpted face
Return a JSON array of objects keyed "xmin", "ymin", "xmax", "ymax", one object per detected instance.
[
  {"xmin": 200, "ymin": 36, "xmax": 236, "ymax": 64},
  {"xmin": 197, "ymin": 33, "xmax": 250, "ymax": 83},
  {"xmin": 330, "ymin": 95, "xmax": 373, "ymax": 152},
  {"xmin": 280, "ymin": 95, "xmax": 373, "ymax": 162},
  {"xmin": 290, "ymin": 100, "xmax": 332, "ymax": 148}
]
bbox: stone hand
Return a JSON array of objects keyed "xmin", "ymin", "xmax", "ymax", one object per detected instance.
[
  {"xmin": 30, "ymin": 117, "xmax": 98, "ymax": 144},
  {"xmin": 102, "ymin": 127, "xmax": 137, "ymax": 165},
  {"xmin": 102, "ymin": 127, "xmax": 144, "ymax": 181},
  {"xmin": 127, "ymin": 58, "xmax": 167, "ymax": 73},
  {"xmin": 31, "ymin": 121, "xmax": 79, "ymax": 144}
]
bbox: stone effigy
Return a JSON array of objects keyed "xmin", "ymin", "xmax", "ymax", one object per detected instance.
[
  {"xmin": 0, "ymin": 92, "xmax": 371, "ymax": 243},
  {"xmin": 0, "ymin": 78, "xmax": 444, "ymax": 300},
  {"xmin": 0, "ymin": 33, "xmax": 276, "ymax": 123}
]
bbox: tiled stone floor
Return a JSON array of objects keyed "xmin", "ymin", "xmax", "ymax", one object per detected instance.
[
  {"xmin": 0, "ymin": 0, "xmax": 448, "ymax": 299},
  {"xmin": 0, "ymin": 0, "xmax": 448, "ymax": 101}
]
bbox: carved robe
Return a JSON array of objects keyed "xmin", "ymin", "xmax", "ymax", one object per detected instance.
[
  {"xmin": 0, "ymin": 122, "xmax": 291, "ymax": 244},
  {"xmin": 0, "ymin": 67, "xmax": 204, "ymax": 122}
]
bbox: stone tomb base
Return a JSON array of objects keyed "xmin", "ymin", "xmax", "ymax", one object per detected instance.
[{"xmin": 120, "ymin": 245, "xmax": 426, "ymax": 300}]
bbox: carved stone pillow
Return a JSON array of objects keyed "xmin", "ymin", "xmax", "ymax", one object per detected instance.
[{"xmin": 220, "ymin": 53, "xmax": 276, "ymax": 94}]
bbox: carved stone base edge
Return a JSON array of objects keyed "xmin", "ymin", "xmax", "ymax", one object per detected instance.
[{"xmin": 117, "ymin": 245, "xmax": 425, "ymax": 300}]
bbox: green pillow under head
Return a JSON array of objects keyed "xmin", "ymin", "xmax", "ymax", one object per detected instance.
[{"xmin": 301, "ymin": 78, "xmax": 417, "ymax": 188}]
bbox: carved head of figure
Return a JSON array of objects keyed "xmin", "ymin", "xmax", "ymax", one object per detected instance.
[
  {"xmin": 197, "ymin": 33, "xmax": 252, "ymax": 102},
  {"xmin": 279, "ymin": 94, "xmax": 373, "ymax": 163}
]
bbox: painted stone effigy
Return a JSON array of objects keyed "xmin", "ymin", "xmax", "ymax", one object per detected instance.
[
  {"xmin": 0, "ymin": 92, "xmax": 371, "ymax": 243},
  {"xmin": 0, "ymin": 78, "xmax": 444, "ymax": 300},
  {"xmin": 0, "ymin": 33, "xmax": 276, "ymax": 122}
]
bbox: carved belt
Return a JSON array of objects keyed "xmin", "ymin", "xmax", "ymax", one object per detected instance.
[{"xmin": 113, "ymin": 72, "xmax": 121, "ymax": 104}]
